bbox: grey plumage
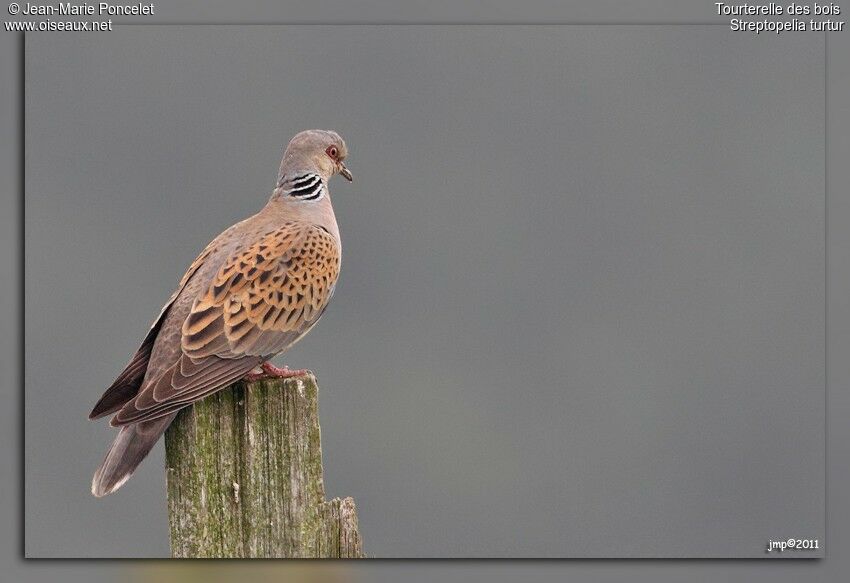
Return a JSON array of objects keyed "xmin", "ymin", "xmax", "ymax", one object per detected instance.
[{"xmin": 91, "ymin": 414, "xmax": 176, "ymax": 497}]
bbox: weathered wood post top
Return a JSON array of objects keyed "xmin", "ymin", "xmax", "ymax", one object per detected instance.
[{"xmin": 164, "ymin": 373, "xmax": 363, "ymax": 558}]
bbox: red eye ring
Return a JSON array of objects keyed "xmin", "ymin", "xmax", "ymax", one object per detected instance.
[{"xmin": 326, "ymin": 145, "xmax": 339, "ymax": 160}]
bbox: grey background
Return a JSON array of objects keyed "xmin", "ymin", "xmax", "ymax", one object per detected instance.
[
  {"xmin": 4, "ymin": 1, "xmax": 850, "ymax": 581},
  {"xmin": 22, "ymin": 26, "xmax": 824, "ymax": 558}
]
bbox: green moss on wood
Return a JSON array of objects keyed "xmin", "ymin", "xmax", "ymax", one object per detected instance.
[{"xmin": 164, "ymin": 374, "xmax": 364, "ymax": 558}]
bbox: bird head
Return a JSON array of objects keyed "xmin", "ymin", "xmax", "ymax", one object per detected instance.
[{"xmin": 278, "ymin": 129, "xmax": 352, "ymax": 186}]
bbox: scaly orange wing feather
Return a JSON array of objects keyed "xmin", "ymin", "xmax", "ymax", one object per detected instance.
[{"xmin": 111, "ymin": 221, "xmax": 340, "ymax": 426}]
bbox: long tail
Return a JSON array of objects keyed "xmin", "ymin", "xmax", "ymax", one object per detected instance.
[{"xmin": 91, "ymin": 412, "xmax": 177, "ymax": 497}]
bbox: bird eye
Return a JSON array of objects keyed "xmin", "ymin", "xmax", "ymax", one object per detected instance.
[{"xmin": 326, "ymin": 145, "xmax": 339, "ymax": 160}]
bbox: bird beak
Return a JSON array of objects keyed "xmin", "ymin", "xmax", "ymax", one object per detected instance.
[{"xmin": 339, "ymin": 162, "xmax": 353, "ymax": 182}]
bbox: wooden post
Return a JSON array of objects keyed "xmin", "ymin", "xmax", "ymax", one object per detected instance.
[{"xmin": 164, "ymin": 373, "xmax": 364, "ymax": 558}]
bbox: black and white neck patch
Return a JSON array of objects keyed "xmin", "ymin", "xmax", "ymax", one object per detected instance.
[{"xmin": 282, "ymin": 173, "xmax": 326, "ymax": 201}]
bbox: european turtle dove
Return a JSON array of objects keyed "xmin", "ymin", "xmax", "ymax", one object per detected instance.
[{"xmin": 89, "ymin": 130, "xmax": 352, "ymax": 497}]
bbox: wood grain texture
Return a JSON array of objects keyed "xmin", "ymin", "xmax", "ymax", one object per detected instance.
[{"xmin": 164, "ymin": 374, "xmax": 363, "ymax": 558}]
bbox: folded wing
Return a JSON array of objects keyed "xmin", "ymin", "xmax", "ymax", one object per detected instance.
[{"xmin": 110, "ymin": 221, "xmax": 341, "ymax": 426}]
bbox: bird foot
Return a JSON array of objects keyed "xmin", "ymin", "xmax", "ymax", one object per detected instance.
[{"xmin": 244, "ymin": 362, "xmax": 311, "ymax": 382}]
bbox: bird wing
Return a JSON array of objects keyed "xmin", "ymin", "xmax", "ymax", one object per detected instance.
[
  {"xmin": 110, "ymin": 221, "xmax": 340, "ymax": 426},
  {"xmin": 89, "ymin": 240, "xmax": 219, "ymax": 419}
]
